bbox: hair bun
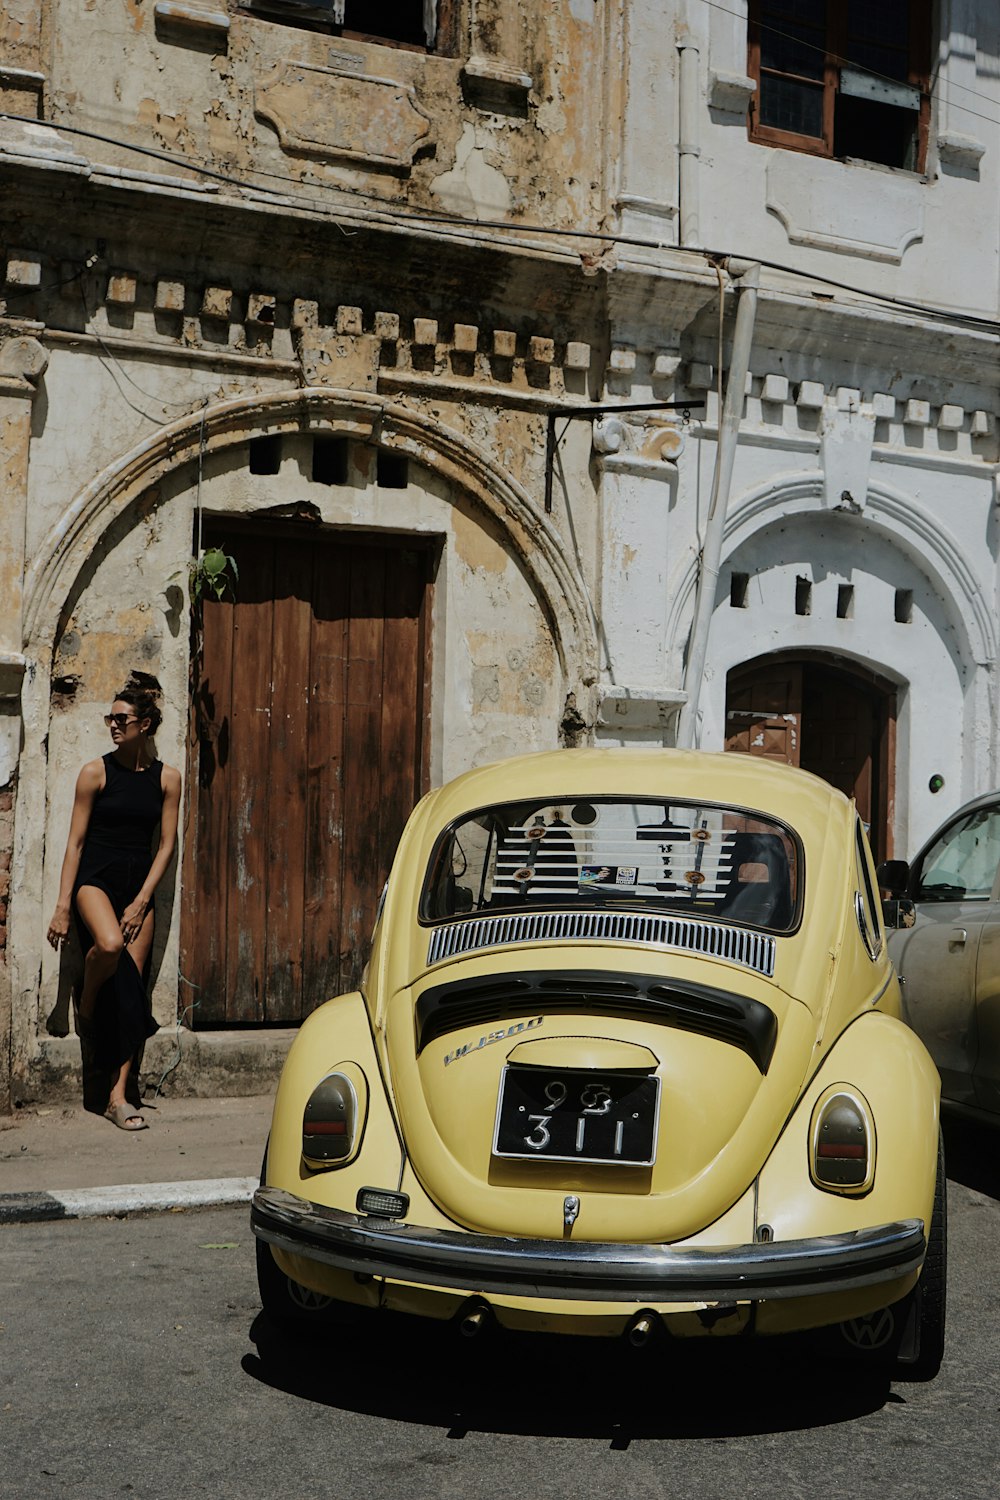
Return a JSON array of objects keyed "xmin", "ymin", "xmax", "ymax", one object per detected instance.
[{"xmin": 115, "ymin": 685, "xmax": 163, "ymax": 734}]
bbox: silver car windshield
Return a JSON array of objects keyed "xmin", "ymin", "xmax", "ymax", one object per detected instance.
[{"xmin": 422, "ymin": 798, "xmax": 799, "ymax": 933}]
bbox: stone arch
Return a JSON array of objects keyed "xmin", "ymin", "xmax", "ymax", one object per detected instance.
[
  {"xmin": 666, "ymin": 470, "xmax": 996, "ymax": 672},
  {"xmin": 23, "ymin": 387, "xmax": 598, "ymax": 686}
]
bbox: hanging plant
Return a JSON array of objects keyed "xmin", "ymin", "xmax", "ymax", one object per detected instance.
[{"xmin": 185, "ymin": 546, "xmax": 239, "ymax": 604}]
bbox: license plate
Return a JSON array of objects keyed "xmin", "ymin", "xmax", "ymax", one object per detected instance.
[{"xmin": 492, "ymin": 1066, "xmax": 660, "ymax": 1166}]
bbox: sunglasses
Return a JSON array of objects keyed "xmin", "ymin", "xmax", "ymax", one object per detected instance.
[{"xmin": 104, "ymin": 713, "xmax": 139, "ymax": 729}]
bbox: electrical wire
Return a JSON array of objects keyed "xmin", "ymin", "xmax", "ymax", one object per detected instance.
[
  {"xmin": 77, "ymin": 274, "xmax": 203, "ymax": 418},
  {"xmin": 146, "ymin": 976, "xmax": 202, "ymax": 1099},
  {"xmin": 1, "ymin": 260, "xmax": 92, "ymax": 302},
  {"xmin": 3, "ymin": 99, "xmax": 998, "ymax": 338}
]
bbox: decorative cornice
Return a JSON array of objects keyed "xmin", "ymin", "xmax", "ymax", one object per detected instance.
[
  {"xmin": 597, "ymin": 686, "xmax": 686, "ymax": 729},
  {"xmin": 461, "ymin": 56, "xmax": 533, "ymax": 110},
  {"xmin": 937, "ymin": 132, "xmax": 986, "ymax": 171},
  {"xmin": 3, "ymin": 251, "xmax": 595, "ymax": 393},
  {"xmin": 0, "ymin": 653, "xmax": 27, "ymax": 703},
  {"xmin": 153, "ymin": 2, "xmax": 230, "ymax": 43},
  {"xmin": 4, "ymin": 249, "xmax": 995, "ymax": 437},
  {"xmin": 0, "ymin": 334, "xmax": 49, "ymax": 397},
  {"xmin": 708, "ymin": 72, "xmax": 756, "ymax": 113}
]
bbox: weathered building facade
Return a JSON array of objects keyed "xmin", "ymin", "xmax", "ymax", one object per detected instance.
[{"xmin": 1, "ymin": 0, "xmax": 997, "ymax": 1105}]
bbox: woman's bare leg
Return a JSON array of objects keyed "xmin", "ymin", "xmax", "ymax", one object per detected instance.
[
  {"xmin": 107, "ymin": 1057, "xmax": 141, "ymax": 1122},
  {"xmin": 107, "ymin": 907, "xmax": 156, "ymax": 1120},
  {"xmin": 74, "ymin": 886, "xmax": 124, "ymax": 1027}
]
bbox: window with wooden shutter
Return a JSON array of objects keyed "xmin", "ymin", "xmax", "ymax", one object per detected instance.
[{"xmin": 747, "ymin": 0, "xmax": 931, "ymax": 172}]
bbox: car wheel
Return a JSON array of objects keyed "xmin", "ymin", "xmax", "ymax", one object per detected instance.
[
  {"xmin": 255, "ymin": 1141, "xmax": 343, "ymax": 1328},
  {"xmin": 255, "ymin": 1235, "xmax": 343, "ymax": 1325},
  {"xmin": 895, "ymin": 1127, "xmax": 947, "ymax": 1382},
  {"xmin": 826, "ymin": 1128, "xmax": 946, "ymax": 1380}
]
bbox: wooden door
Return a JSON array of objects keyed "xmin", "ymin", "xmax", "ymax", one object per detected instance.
[
  {"xmin": 181, "ymin": 526, "xmax": 431, "ymax": 1026},
  {"xmin": 725, "ymin": 658, "xmax": 894, "ymax": 863},
  {"xmin": 800, "ymin": 668, "xmax": 875, "ymax": 825},
  {"xmin": 724, "ymin": 662, "xmax": 802, "ymax": 765}
]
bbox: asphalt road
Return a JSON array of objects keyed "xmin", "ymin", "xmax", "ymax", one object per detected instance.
[{"xmin": 4, "ymin": 1115, "xmax": 1000, "ymax": 1500}]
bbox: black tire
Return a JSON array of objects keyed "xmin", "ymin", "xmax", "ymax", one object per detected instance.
[
  {"xmin": 897, "ymin": 1127, "xmax": 947, "ymax": 1381},
  {"xmin": 823, "ymin": 1128, "xmax": 946, "ymax": 1379},
  {"xmin": 254, "ymin": 1142, "xmax": 360, "ymax": 1330},
  {"xmin": 255, "ymin": 1234, "xmax": 344, "ymax": 1327},
  {"xmin": 255, "ymin": 1140, "xmax": 333, "ymax": 1328}
]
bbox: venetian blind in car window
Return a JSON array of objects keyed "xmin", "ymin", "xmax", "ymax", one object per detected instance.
[{"xmin": 424, "ymin": 798, "xmax": 799, "ymax": 933}]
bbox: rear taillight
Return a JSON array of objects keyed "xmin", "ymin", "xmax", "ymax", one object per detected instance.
[
  {"xmin": 810, "ymin": 1087, "xmax": 875, "ymax": 1195},
  {"xmin": 302, "ymin": 1065, "xmax": 368, "ymax": 1169}
]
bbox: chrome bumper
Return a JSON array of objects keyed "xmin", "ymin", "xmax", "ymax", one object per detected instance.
[{"xmin": 251, "ymin": 1187, "xmax": 925, "ymax": 1304}]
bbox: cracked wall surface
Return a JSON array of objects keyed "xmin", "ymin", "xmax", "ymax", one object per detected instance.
[{"xmin": 2, "ymin": 0, "xmax": 999, "ymax": 1100}]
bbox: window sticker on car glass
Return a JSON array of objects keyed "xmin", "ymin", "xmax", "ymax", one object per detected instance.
[{"xmin": 579, "ymin": 865, "xmax": 639, "ymax": 888}]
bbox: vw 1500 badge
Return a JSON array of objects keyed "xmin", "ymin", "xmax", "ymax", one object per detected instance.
[{"xmin": 443, "ymin": 1016, "xmax": 544, "ymax": 1067}]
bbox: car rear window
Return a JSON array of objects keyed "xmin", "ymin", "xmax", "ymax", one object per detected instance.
[{"xmin": 422, "ymin": 798, "xmax": 800, "ymax": 932}]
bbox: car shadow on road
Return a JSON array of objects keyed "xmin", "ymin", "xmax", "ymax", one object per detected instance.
[
  {"xmin": 242, "ymin": 1312, "xmax": 896, "ymax": 1442},
  {"xmin": 943, "ymin": 1113, "xmax": 1000, "ymax": 1201}
]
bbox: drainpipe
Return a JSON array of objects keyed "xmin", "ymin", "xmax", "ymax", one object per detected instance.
[
  {"xmin": 676, "ymin": 259, "xmax": 760, "ymax": 749},
  {"xmin": 677, "ymin": 38, "xmax": 701, "ymax": 248}
]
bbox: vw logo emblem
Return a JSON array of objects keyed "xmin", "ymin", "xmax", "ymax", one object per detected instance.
[
  {"xmin": 839, "ymin": 1308, "xmax": 895, "ymax": 1350},
  {"xmin": 286, "ymin": 1278, "xmax": 334, "ymax": 1312}
]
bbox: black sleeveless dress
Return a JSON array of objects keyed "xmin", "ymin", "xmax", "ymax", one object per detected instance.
[{"xmin": 74, "ymin": 753, "xmax": 162, "ymax": 1070}]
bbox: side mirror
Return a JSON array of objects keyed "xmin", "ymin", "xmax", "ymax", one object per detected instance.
[
  {"xmin": 877, "ymin": 859, "xmax": 909, "ymax": 897},
  {"xmin": 882, "ymin": 897, "xmax": 916, "ymax": 930}
]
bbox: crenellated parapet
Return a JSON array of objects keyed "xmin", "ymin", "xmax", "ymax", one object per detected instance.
[{"xmin": 3, "ymin": 247, "xmax": 600, "ymax": 400}]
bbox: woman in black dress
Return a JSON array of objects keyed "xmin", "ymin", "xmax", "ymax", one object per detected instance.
[{"xmin": 46, "ymin": 689, "xmax": 182, "ymax": 1130}]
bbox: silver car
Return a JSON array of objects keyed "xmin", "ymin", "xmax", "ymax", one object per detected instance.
[{"xmin": 881, "ymin": 792, "xmax": 1000, "ymax": 1121}]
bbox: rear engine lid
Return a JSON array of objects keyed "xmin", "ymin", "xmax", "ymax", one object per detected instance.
[{"xmin": 384, "ymin": 959, "xmax": 816, "ymax": 1242}]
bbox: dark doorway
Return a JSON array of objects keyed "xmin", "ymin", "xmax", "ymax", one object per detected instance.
[
  {"xmin": 181, "ymin": 524, "xmax": 433, "ymax": 1026},
  {"xmin": 725, "ymin": 657, "xmax": 896, "ymax": 862}
]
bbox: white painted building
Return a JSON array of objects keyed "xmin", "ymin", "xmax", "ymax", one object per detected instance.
[
  {"xmin": 0, "ymin": 0, "xmax": 997, "ymax": 1102},
  {"xmin": 593, "ymin": 0, "xmax": 999, "ymax": 878}
]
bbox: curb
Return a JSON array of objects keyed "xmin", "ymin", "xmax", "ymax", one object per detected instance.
[{"xmin": 0, "ymin": 1176, "xmax": 258, "ymax": 1225}]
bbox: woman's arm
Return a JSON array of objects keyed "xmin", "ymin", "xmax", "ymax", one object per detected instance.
[
  {"xmin": 120, "ymin": 765, "xmax": 182, "ymax": 942},
  {"xmin": 46, "ymin": 760, "xmax": 104, "ymax": 949}
]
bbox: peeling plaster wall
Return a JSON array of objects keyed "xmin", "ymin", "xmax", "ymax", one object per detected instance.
[
  {"xmin": 43, "ymin": 0, "xmax": 608, "ymax": 229},
  {"xmin": 0, "ymin": 0, "xmax": 42, "ymax": 78},
  {"xmin": 4, "ymin": 0, "xmax": 1000, "ymax": 1100},
  {"xmin": 0, "ymin": 768, "xmax": 14, "ymax": 1114},
  {"xmin": 32, "ymin": 435, "xmax": 565, "ymax": 1034},
  {"xmin": 0, "ymin": 774, "xmax": 14, "ymax": 952},
  {"xmin": 16, "ymin": 325, "xmax": 590, "ymax": 1058}
]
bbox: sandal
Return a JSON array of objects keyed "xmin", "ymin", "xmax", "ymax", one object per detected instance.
[{"xmin": 105, "ymin": 1101, "xmax": 148, "ymax": 1132}]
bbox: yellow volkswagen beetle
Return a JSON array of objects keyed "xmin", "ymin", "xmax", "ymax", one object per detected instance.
[{"xmin": 252, "ymin": 749, "xmax": 944, "ymax": 1377}]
